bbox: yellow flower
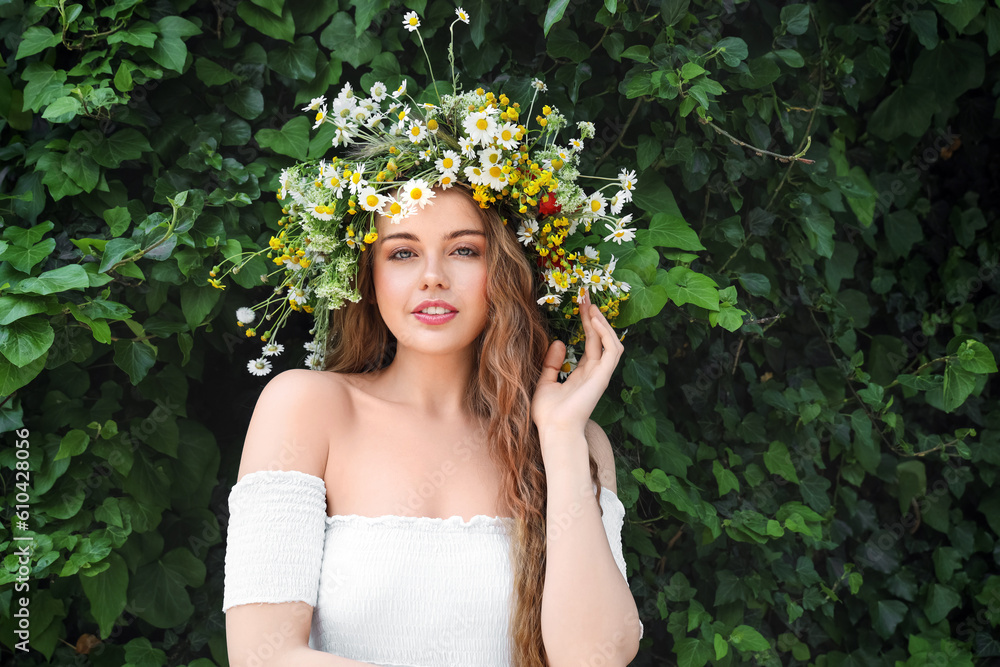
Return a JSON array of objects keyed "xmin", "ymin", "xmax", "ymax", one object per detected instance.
[
  {"xmin": 542, "ymin": 105, "xmax": 551, "ymax": 115},
  {"xmin": 364, "ymin": 231, "xmax": 378, "ymax": 244},
  {"xmin": 208, "ymin": 278, "xmax": 226, "ymax": 290}
]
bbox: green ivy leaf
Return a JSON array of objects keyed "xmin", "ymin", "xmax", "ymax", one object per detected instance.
[
  {"xmin": 763, "ymin": 440, "xmax": 800, "ymax": 484},
  {"xmin": 113, "ymin": 339, "xmax": 157, "ymax": 385},
  {"xmin": 780, "ymin": 4, "xmax": 810, "ymax": 35},
  {"xmin": 320, "ymin": 13, "xmax": 382, "ymax": 69},
  {"xmin": 54, "ymin": 429, "xmax": 90, "ymax": 460},
  {"xmin": 661, "ymin": 267, "xmax": 720, "ymax": 311},
  {"xmin": 269, "ymin": 35, "xmax": 319, "ymax": 80},
  {"xmin": 712, "ymin": 460, "xmax": 740, "ymax": 496},
  {"xmin": 729, "ymin": 625, "xmax": 771, "ymax": 651},
  {"xmin": 924, "ymin": 583, "xmax": 962, "ymax": 624},
  {"xmin": 15, "ymin": 264, "xmax": 91, "ymax": 295},
  {"xmin": 0, "ymin": 237, "xmax": 56, "ymax": 273},
  {"xmin": 942, "ymin": 362, "xmax": 977, "ymax": 412},
  {"xmin": 80, "ymin": 553, "xmax": 129, "ymax": 639},
  {"xmin": 675, "ymin": 637, "xmax": 712, "ymax": 667},
  {"xmin": 716, "ymin": 37, "xmax": 748, "ymax": 66},
  {"xmin": 957, "ymin": 339, "xmax": 998, "ymax": 373},
  {"xmin": 238, "ymin": 1, "xmax": 295, "ymax": 42},
  {"xmin": 896, "ymin": 460, "xmax": 927, "ymax": 515},
  {"xmin": 543, "ymin": 0, "xmax": 571, "ymax": 36},
  {"xmin": 641, "ymin": 212, "xmax": 705, "ymax": 251},
  {"xmin": 90, "ymin": 129, "xmax": 152, "ymax": 168},
  {"xmin": 873, "ymin": 599, "xmax": 908, "ymax": 638},
  {"xmin": 255, "ymin": 115, "xmax": 310, "ymax": 162},
  {"xmin": 16, "ymin": 26, "xmax": 63, "ymax": 59}
]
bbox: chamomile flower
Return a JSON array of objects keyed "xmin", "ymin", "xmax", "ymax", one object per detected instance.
[
  {"xmin": 392, "ymin": 79, "xmax": 407, "ymax": 99},
  {"xmin": 455, "ymin": 7, "xmax": 470, "ymax": 23},
  {"xmin": 332, "ymin": 127, "xmax": 353, "ymax": 147},
  {"xmin": 261, "ymin": 342, "xmax": 284, "ymax": 356},
  {"xmin": 288, "ymin": 286, "xmax": 310, "ymax": 305},
  {"xmin": 517, "ymin": 218, "xmax": 539, "ymax": 245},
  {"xmin": 609, "ymin": 191, "xmax": 625, "ymax": 215},
  {"xmin": 311, "ymin": 104, "xmax": 328, "ymax": 129},
  {"xmin": 247, "ymin": 358, "xmax": 273, "ymax": 376},
  {"xmin": 464, "ymin": 110, "xmax": 497, "ymax": 146},
  {"xmin": 401, "ymin": 179, "xmax": 435, "ymax": 208},
  {"xmin": 537, "ymin": 293, "xmax": 561, "ymax": 306},
  {"xmin": 435, "ymin": 150, "xmax": 461, "ymax": 174},
  {"xmin": 301, "ymin": 96, "xmax": 326, "ymax": 112},
  {"xmin": 459, "ymin": 137, "xmax": 476, "ymax": 157},
  {"xmin": 618, "ymin": 168, "xmax": 638, "ymax": 193},
  {"xmin": 463, "ymin": 165, "xmax": 486, "ymax": 186},
  {"xmin": 481, "ymin": 163, "xmax": 506, "ymax": 191},
  {"xmin": 383, "ymin": 197, "xmax": 410, "ymax": 224},
  {"xmin": 586, "ymin": 191, "xmax": 607, "ymax": 217},
  {"xmin": 407, "ymin": 121, "xmax": 427, "ymax": 143},
  {"xmin": 402, "ymin": 11, "xmax": 420, "ymax": 31},
  {"xmin": 369, "ymin": 81, "xmax": 388, "ymax": 101},
  {"xmin": 438, "ymin": 171, "xmax": 458, "ymax": 189},
  {"xmin": 495, "ymin": 122, "xmax": 520, "ymax": 150},
  {"xmin": 358, "ymin": 186, "xmax": 385, "ymax": 212},
  {"xmin": 236, "ymin": 307, "xmax": 256, "ymax": 325},
  {"xmin": 603, "ymin": 216, "xmax": 637, "ymax": 244},
  {"xmin": 479, "ymin": 146, "xmax": 503, "ymax": 167},
  {"xmin": 309, "ymin": 203, "xmax": 335, "ymax": 221},
  {"xmin": 531, "ymin": 78, "xmax": 548, "ymax": 92},
  {"xmin": 559, "ymin": 347, "xmax": 578, "ymax": 381},
  {"xmin": 347, "ymin": 166, "xmax": 368, "ymax": 195},
  {"xmin": 569, "ymin": 138, "xmax": 584, "ymax": 151},
  {"xmin": 305, "ymin": 351, "xmax": 325, "ymax": 370}
]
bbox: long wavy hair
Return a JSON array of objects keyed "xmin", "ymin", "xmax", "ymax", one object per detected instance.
[{"xmin": 322, "ymin": 186, "xmax": 604, "ymax": 666}]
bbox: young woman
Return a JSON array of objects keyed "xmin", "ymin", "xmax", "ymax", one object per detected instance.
[{"xmin": 222, "ymin": 184, "xmax": 643, "ymax": 666}]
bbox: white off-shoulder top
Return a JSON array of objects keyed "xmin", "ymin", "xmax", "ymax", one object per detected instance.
[{"xmin": 223, "ymin": 469, "xmax": 642, "ymax": 666}]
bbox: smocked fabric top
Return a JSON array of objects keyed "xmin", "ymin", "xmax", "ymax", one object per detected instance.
[{"xmin": 223, "ymin": 469, "xmax": 642, "ymax": 666}]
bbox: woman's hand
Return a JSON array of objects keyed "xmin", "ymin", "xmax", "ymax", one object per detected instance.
[{"xmin": 531, "ymin": 289, "xmax": 624, "ymax": 440}]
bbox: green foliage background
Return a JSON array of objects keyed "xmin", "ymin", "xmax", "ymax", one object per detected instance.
[{"xmin": 2, "ymin": 0, "xmax": 1000, "ymax": 665}]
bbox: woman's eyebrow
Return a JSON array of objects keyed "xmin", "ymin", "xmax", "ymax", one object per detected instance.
[{"xmin": 381, "ymin": 229, "xmax": 486, "ymax": 242}]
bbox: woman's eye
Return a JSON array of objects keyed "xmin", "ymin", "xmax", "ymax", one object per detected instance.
[
  {"xmin": 455, "ymin": 246, "xmax": 478, "ymax": 257},
  {"xmin": 389, "ymin": 249, "xmax": 413, "ymax": 260}
]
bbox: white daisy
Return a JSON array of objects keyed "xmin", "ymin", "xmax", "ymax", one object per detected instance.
[
  {"xmin": 495, "ymin": 122, "xmax": 519, "ymax": 150},
  {"xmin": 407, "ymin": 121, "xmax": 427, "ymax": 143},
  {"xmin": 583, "ymin": 246, "xmax": 599, "ymax": 260},
  {"xmin": 392, "ymin": 79, "xmax": 407, "ymax": 98},
  {"xmin": 569, "ymin": 138, "xmax": 584, "ymax": 151},
  {"xmin": 358, "ymin": 186, "xmax": 385, "ymax": 212},
  {"xmin": 479, "ymin": 146, "xmax": 503, "ymax": 167},
  {"xmin": 347, "ymin": 165, "xmax": 368, "ymax": 195},
  {"xmin": 311, "ymin": 104, "xmax": 328, "ymax": 129},
  {"xmin": 618, "ymin": 168, "xmax": 638, "ymax": 192},
  {"xmin": 463, "ymin": 110, "xmax": 497, "ymax": 146},
  {"xmin": 537, "ymin": 293, "xmax": 561, "ymax": 306},
  {"xmin": 517, "ymin": 218, "xmax": 539, "ymax": 246},
  {"xmin": 369, "ymin": 81, "xmax": 388, "ymax": 101},
  {"xmin": 236, "ymin": 307, "xmax": 256, "ymax": 324},
  {"xmin": 603, "ymin": 225, "xmax": 636, "ymax": 245},
  {"xmin": 261, "ymin": 342, "xmax": 284, "ymax": 357},
  {"xmin": 332, "ymin": 127, "xmax": 353, "ymax": 147},
  {"xmin": 531, "ymin": 78, "xmax": 547, "ymax": 92},
  {"xmin": 305, "ymin": 351, "xmax": 325, "ymax": 370},
  {"xmin": 459, "ymin": 137, "xmax": 476, "ymax": 157},
  {"xmin": 301, "ymin": 96, "xmax": 326, "ymax": 112},
  {"xmin": 437, "ymin": 171, "xmax": 458, "ymax": 189},
  {"xmin": 435, "ymin": 150, "xmax": 461, "ymax": 174},
  {"xmin": 559, "ymin": 347, "xmax": 578, "ymax": 381},
  {"xmin": 609, "ymin": 191, "xmax": 625, "ymax": 214},
  {"xmin": 309, "ymin": 203, "xmax": 334, "ymax": 221},
  {"xmin": 401, "ymin": 179, "xmax": 435, "ymax": 208},
  {"xmin": 586, "ymin": 191, "xmax": 607, "ymax": 217},
  {"xmin": 402, "ymin": 11, "xmax": 420, "ymax": 31},
  {"xmin": 455, "ymin": 7, "xmax": 470, "ymax": 23},
  {"xmin": 288, "ymin": 286, "xmax": 310, "ymax": 305},
  {"xmin": 463, "ymin": 165, "xmax": 485, "ymax": 186},
  {"xmin": 481, "ymin": 163, "xmax": 506, "ymax": 191},
  {"xmin": 247, "ymin": 358, "xmax": 272, "ymax": 376}
]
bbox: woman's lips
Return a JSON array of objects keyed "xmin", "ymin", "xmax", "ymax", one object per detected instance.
[{"xmin": 413, "ymin": 311, "xmax": 457, "ymax": 324}]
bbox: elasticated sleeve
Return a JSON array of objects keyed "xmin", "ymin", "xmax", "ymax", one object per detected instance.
[
  {"xmin": 223, "ymin": 469, "xmax": 328, "ymax": 612},
  {"xmin": 596, "ymin": 484, "xmax": 644, "ymax": 641}
]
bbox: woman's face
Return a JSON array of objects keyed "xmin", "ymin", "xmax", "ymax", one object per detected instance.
[{"xmin": 372, "ymin": 188, "xmax": 489, "ymax": 357}]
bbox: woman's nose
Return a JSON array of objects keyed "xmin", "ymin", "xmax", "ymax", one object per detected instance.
[{"xmin": 420, "ymin": 253, "xmax": 449, "ymax": 289}]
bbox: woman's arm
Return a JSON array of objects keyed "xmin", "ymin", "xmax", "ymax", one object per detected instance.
[
  {"xmin": 538, "ymin": 422, "xmax": 641, "ymax": 667},
  {"xmin": 532, "ymin": 291, "xmax": 640, "ymax": 666},
  {"xmin": 224, "ymin": 370, "xmax": 377, "ymax": 667}
]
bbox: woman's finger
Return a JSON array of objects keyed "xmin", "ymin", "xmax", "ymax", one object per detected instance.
[
  {"xmin": 581, "ymin": 289, "xmax": 603, "ymax": 365},
  {"xmin": 538, "ymin": 339, "xmax": 566, "ymax": 386}
]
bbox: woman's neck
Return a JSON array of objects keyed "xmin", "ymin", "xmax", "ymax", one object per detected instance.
[{"xmin": 373, "ymin": 346, "xmax": 478, "ymax": 419}]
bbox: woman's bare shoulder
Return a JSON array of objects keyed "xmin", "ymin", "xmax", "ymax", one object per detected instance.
[{"xmin": 237, "ymin": 369, "xmax": 355, "ymax": 481}]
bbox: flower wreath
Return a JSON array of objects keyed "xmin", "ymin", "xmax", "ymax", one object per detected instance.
[{"xmin": 209, "ymin": 8, "xmax": 638, "ymax": 376}]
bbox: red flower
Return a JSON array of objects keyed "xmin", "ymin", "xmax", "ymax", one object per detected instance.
[{"xmin": 539, "ymin": 192, "xmax": 561, "ymax": 216}]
